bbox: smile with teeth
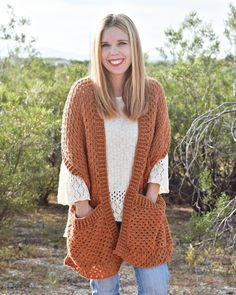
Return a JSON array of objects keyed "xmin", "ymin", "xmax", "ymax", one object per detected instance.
[{"xmin": 109, "ymin": 59, "xmax": 124, "ymax": 66}]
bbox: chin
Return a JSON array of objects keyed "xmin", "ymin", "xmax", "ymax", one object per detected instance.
[{"xmin": 108, "ymin": 67, "xmax": 129, "ymax": 76}]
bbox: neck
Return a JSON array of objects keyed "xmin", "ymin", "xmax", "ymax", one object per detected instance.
[{"xmin": 109, "ymin": 74, "xmax": 125, "ymax": 97}]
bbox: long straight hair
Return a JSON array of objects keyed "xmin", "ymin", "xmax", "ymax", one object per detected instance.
[{"xmin": 90, "ymin": 14, "xmax": 149, "ymax": 121}]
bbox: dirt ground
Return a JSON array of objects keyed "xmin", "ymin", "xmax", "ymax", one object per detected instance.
[{"xmin": 0, "ymin": 203, "xmax": 235, "ymax": 295}]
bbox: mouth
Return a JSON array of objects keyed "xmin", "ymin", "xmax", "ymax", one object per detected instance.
[{"xmin": 108, "ymin": 59, "xmax": 124, "ymax": 67}]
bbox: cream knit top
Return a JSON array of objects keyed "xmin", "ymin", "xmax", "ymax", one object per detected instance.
[{"xmin": 57, "ymin": 96, "xmax": 169, "ymax": 222}]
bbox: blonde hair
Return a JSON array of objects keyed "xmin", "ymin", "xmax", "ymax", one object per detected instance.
[{"xmin": 90, "ymin": 13, "xmax": 149, "ymax": 121}]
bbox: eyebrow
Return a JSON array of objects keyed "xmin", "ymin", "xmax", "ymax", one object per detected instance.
[{"xmin": 101, "ymin": 39, "xmax": 129, "ymax": 44}]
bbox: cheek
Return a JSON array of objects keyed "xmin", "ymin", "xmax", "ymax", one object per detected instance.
[
  {"xmin": 124, "ymin": 47, "xmax": 131, "ymax": 60},
  {"xmin": 125, "ymin": 50, "xmax": 132, "ymax": 64},
  {"xmin": 101, "ymin": 51, "xmax": 106, "ymax": 65},
  {"xmin": 101, "ymin": 49, "xmax": 109, "ymax": 62}
]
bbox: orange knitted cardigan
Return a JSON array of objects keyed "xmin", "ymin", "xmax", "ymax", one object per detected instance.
[{"xmin": 61, "ymin": 76, "xmax": 173, "ymax": 279}]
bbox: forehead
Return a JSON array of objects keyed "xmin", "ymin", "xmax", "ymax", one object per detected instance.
[{"xmin": 101, "ymin": 26, "xmax": 129, "ymax": 42}]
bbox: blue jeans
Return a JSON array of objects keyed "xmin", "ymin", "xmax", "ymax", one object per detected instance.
[{"xmin": 90, "ymin": 262, "xmax": 170, "ymax": 295}]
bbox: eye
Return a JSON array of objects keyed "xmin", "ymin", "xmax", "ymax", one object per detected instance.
[
  {"xmin": 101, "ymin": 43, "xmax": 109, "ymax": 47},
  {"xmin": 119, "ymin": 42, "xmax": 127, "ymax": 45}
]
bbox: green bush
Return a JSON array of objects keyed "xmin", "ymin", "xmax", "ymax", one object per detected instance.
[
  {"xmin": 188, "ymin": 193, "xmax": 235, "ymax": 242},
  {"xmin": 0, "ymin": 57, "xmax": 88, "ymax": 220}
]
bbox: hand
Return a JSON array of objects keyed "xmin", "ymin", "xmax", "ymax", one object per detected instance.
[
  {"xmin": 146, "ymin": 183, "xmax": 160, "ymax": 204},
  {"xmin": 74, "ymin": 200, "xmax": 94, "ymax": 219},
  {"xmin": 146, "ymin": 192, "xmax": 158, "ymax": 204}
]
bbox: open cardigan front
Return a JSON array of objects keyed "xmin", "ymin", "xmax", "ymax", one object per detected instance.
[{"xmin": 61, "ymin": 76, "xmax": 173, "ymax": 279}]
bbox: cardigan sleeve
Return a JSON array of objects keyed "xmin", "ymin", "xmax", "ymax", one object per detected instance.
[
  {"xmin": 57, "ymin": 160, "xmax": 91, "ymax": 206},
  {"xmin": 61, "ymin": 79, "xmax": 91, "ymax": 191},
  {"xmin": 147, "ymin": 154, "xmax": 169, "ymax": 194}
]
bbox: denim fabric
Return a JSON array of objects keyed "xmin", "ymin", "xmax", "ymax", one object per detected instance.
[{"xmin": 90, "ymin": 262, "xmax": 170, "ymax": 295}]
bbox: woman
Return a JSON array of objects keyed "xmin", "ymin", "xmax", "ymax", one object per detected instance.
[{"xmin": 57, "ymin": 13, "xmax": 172, "ymax": 295}]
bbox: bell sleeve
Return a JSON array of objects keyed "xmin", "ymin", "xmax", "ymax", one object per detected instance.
[
  {"xmin": 147, "ymin": 154, "xmax": 169, "ymax": 194},
  {"xmin": 57, "ymin": 161, "xmax": 91, "ymax": 206}
]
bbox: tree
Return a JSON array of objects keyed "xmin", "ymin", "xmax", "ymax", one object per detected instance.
[
  {"xmin": 175, "ymin": 102, "xmax": 236, "ymax": 210},
  {"xmin": 0, "ymin": 4, "xmax": 88, "ymax": 220},
  {"xmin": 224, "ymin": 3, "xmax": 236, "ymax": 99},
  {"xmin": 0, "ymin": 4, "xmax": 37, "ymax": 58},
  {"xmin": 147, "ymin": 12, "xmax": 234, "ymax": 205}
]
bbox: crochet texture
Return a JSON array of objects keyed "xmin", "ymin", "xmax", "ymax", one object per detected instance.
[{"xmin": 61, "ymin": 76, "xmax": 172, "ymax": 279}]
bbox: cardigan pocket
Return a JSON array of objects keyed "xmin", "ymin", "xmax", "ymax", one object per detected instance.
[
  {"xmin": 127, "ymin": 193, "xmax": 166, "ymax": 253},
  {"xmin": 66, "ymin": 203, "xmax": 111, "ymax": 268},
  {"xmin": 154, "ymin": 206, "xmax": 173, "ymax": 252}
]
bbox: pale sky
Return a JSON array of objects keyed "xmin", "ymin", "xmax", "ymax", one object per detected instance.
[{"xmin": 0, "ymin": 0, "xmax": 233, "ymax": 61}]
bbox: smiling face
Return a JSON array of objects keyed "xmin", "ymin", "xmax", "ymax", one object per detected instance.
[{"xmin": 101, "ymin": 26, "xmax": 132, "ymax": 81}]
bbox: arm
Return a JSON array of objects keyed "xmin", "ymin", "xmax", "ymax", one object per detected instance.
[
  {"xmin": 57, "ymin": 161, "xmax": 93, "ymax": 218},
  {"xmin": 146, "ymin": 183, "xmax": 160, "ymax": 203},
  {"xmin": 74, "ymin": 200, "xmax": 93, "ymax": 218},
  {"xmin": 60, "ymin": 79, "xmax": 95, "ymax": 218},
  {"xmin": 146, "ymin": 154, "xmax": 169, "ymax": 203}
]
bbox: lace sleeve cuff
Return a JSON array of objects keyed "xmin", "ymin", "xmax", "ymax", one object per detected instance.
[
  {"xmin": 57, "ymin": 161, "xmax": 91, "ymax": 205},
  {"xmin": 147, "ymin": 154, "xmax": 169, "ymax": 194}
]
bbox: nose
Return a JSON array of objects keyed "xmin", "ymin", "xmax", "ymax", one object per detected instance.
[{"xmin": 109, "ymin": 45, "xmax": 119, "ymax": 55}]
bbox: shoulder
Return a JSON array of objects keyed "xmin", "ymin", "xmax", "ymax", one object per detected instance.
[
  {"xmin": 64, "ymin": 76, "xmax": 94, "ymax": 116},
  {"xmin": 68, "ymin": 76, "xmax": 94, "ymax": 97},
  {"xmin": 146, "ymin": 77, "xmax": 164, "ymax": 95},
  {"xmin": 146, "ymin": 77, "xmax": 166, "ymax": 107}
]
